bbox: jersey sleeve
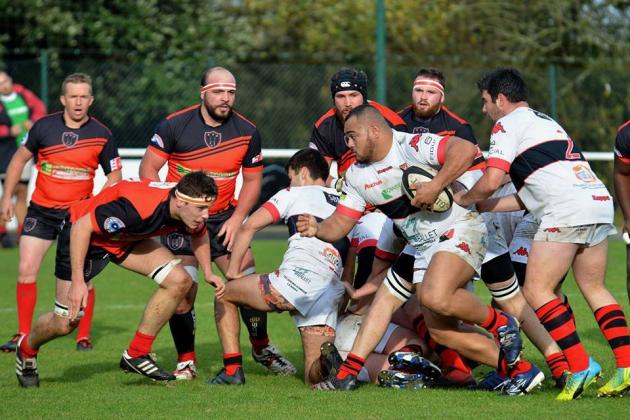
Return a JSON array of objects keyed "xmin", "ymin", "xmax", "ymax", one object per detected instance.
[
  {"xmin": 98, "ymin": 132, "xmax": 122, "ymax": 174},
  {"xmin": 242, "ymin": 128, "xmax": 264, "ymax": 171},
  {"xmin": 309, "ymin": 125, "xmax": 335, "ymax": 160},
  {"xmin": 614, "ymin": 123, "xmax": 630, "ymax": 163},
  {"xmin": 455, "ymin": 123, "xmax": 477, "ymax": 144},
  {"xmin": 261, "ymin": 188, "xmax": 292, "ymax": 223},
  {"xmin": 337, "ymin": 171, "xmax": 366, "ymax": 220},
  {"xmin": 22, "ymin": 120, "xmax": 43, "ymax": 154},
  {"xmin": 487, "ymin": 118, "xmax": 519, "ymax": 172},
  {"xmin": 147, "ymin": 119, "xmax": 175, "ymax": 159},
  {"xmin": 91, "ymin": 198, "xmax": 142, "ymax": 236},
  {"xmin": 401, "ymin": 132, "xmax": 448, "ymax": 167}
]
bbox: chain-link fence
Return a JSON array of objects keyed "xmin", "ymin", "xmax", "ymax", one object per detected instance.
[{"xmin": 3, "ymin": 53, "xmax": 629, "ymax": 155}]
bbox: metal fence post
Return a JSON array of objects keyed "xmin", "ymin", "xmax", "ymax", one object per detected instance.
[
  {"xmin": 548, "ymin": 63, "xmax": 557, "ymax": 120},
  {"xmin": 40, "ymin": 50, "xmax": 49, "ymax": 108},
  {"xmin": 375, "ymin": 0, "xmax": 386, "ymax": 104}
]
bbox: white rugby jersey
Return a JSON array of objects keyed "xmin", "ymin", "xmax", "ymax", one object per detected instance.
[
  {"xmin": 487, "ymin": 107, "xmax": 613, "ymax": 228},
  {"xmin": 262, "ymin": 185, "xmax": 346, "ymax": 277},
  {"xmin": 338, "ymin": 129, "xmax": 471, "ymax": 253}
]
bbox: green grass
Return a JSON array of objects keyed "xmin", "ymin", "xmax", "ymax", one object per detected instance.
[{"xmin": 0, "ymin": 239, "xmax": 629, "ymax": 419}]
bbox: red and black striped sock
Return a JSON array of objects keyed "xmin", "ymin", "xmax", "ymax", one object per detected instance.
[
  {"xmin": 336, "ymin": 352, "xmax": 364, "ymax": 380},
  {"xmin": 413, "ymin": 315, "xmax": 471, "ymax": 373},
  {"xmin": 594, "ymin": 304, "xmax": 630, "ymax": 368},
  {"xmin": 562, "ymin": 294, "xmax": 575, "ymax": 323},
  {"xmin": 479, "ymin": 306, "xmax": 508, "ymax": 339},
  {"xmin": 536, "ymin": 298, "xmax": 588, "ymax": 372},
  {"xmin": 545, "ymin": 352, "xmax": 570, "ymax": 380},
  {"xmin": 224, "ymin": 353, "xmax": 242, "ymax": 376}
]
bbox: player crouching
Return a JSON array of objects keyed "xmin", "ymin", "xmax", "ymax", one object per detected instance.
[
  {"xmin": 15, "ymin": 172, "xmax": 225, "ymax": 387},
  {"xmin": 209, "ymin": 149, "xmax": 348, "ymax": 386}
]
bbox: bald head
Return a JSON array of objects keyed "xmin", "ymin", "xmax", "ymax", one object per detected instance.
[
  {"xmin": 344, "ymin": 105, "xmax": 393, "ymax": 163},
  {"xmin": 200, "ymin": 66, "xmax": 236, "ymax": 87},
  {"xmin": 345, "ymin": 104, "xmax": 389, "ymax": 130}
]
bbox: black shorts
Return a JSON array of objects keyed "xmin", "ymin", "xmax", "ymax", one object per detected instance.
[
  {"xmin": 161, "ymin": 206, "xmax": 238, "ymax": 261},
  {"xmin": 54, "ymin": 221, "xmax": 111, "ymax": 282},
  {"xmin": 21, "ymin": 203, "xmax": 69, "ymax": 240}
]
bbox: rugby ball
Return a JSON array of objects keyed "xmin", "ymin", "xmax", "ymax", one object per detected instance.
[{"xmin": 402, "ymin": 166, "xmax": 453, "ymax": 213}]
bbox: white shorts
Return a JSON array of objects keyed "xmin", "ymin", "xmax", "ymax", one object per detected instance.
[
  {"xmin": 350, "ymin": 212, "xmax": 387, "ymax": 251},
  {"xmin": 534, "ymin": 223, "xmax": 616, "ymax": 247},
  {"xmin": 334, "ymin": 313, "xmax": 399, "ymax": 359},
  {"xmin": 385, "ymin": 212, "xmax": 487, "ymax": 301},
  {"xmin": 508, "ymin": 212, "xmax": 537, "ymax": 264},
  {"xmin": 268, "ymin": 269, "xmax": 344, "ymax": 329}
]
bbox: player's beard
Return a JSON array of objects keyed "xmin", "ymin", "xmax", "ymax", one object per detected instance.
[
  {"xmin": 204, "ymin": 101, "xmax": 232, "ymax": 122},
  {"xmin": 413, "ymin": 101, "xmax": 441, "ymax": 119},
  {"xmin": 354, "ymin": 135, "xmax": 376, "ymax": 163}
]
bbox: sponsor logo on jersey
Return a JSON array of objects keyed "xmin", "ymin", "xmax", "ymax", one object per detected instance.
[
  {"xmin": 455, "ymin": 241, "xmax": 471, "ymax": 254},
  {"xmin": 491, "ymin": 122, "xmax": 506, "ymax": 134},
  {"xmin": 103, "ymin": 216, "xmax": 126, "ymax": 233},
  {"xmin": 61, "ymin": 132, "xmax": 79, "ymax": 147},
  {"xmin": 512, "ymin": 246, "xmax": 529, "ymax": 257},
  {"xmin": 150, "ymin": 133, "xmax": 164, "ymax": 148},
  {"xmin": 364, "ymin": 180, "xmax": 383, "ymax": 190},
  {"xmin": 40, "ymin": 161, "xmax": 91, "ymax": 180},
  {"xmin": 321, "ymin": 247, "xmax": 341, "ymax": 270},
  {"xmin": 381, "ymin": 183, "xmax": 401, "ymax": 200},
  {"xmin": 572, "ymin": 164, "xmax": 596, "ymax": 183},
  {"xmin": 110, "ymin": 157, "xmax": 122, "ymax": 171},
  {"xmin": 592, "ymin": 195, "xmax": 611, "ymax": 201},
  {"xmin": 377, "ymin": 166, "xmax": 392, "ymax": 174},
  {"xmin": 204, "ymin": 131, "xmax": 222, "ymax": 148},
  {"xmin": 409, "ymin": 134, "xmax": 421, "ymax": 152}
]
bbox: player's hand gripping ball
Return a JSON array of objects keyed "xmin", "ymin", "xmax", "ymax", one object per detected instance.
[{"xmin": 401, "ymin": 165, "xmax": 453, "ymax": 213}]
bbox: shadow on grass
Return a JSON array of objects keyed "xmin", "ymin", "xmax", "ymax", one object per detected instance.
[{"xmin": 45, "ymin": 361, "xmax": 120, "ymax": 384}]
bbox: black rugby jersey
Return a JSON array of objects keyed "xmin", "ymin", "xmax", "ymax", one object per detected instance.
[
  {"xmin": 147, "ymin": 105, "xmax": 263, "ymax": 213},
  {"xmin": 23, "ymin": 112, "xmax": 120, "ymax": 209},
  {"xmin": 614, "ymin": 120, "xmax": 630, "ymax": 162}
]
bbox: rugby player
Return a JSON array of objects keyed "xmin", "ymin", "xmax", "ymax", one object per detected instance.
[
  {"xmin": 298, "ymin": 105, "xmax": 543, "ymax": 395},
  {"xmin": 457, "ymin": 68, "xmax": 630, "ymax": 399},
  {"xmin": 140, "ymin": 66, "xmax": 295, "ymax": 379},
  {"xmin": 613, "ymin": 119, "xmax": 630, "ymax": 302},
  {"xmin": 0, "ymin": 73, "xmax": 121, "ymax": 353},
  {"xmin": 209, "ymin": 149, "xmax": 347, "ymax": 386},
  {"xmin": 15, "ymin": 172, "xmax": 225, "ymax": 387}
]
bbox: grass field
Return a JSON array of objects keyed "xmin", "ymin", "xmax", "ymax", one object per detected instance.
[{"xmin": 0, "ymin": 239, "xmax": 629, "ymax": 419}]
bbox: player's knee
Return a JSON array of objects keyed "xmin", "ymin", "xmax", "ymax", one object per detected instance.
[{"xmin": 419, "ymin": 289, "xmax": 454, "ymax": 317}]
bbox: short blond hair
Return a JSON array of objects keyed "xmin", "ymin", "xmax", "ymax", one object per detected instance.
[{"xmin": 61, "ymin": 73, "xmax": 93, "ymax": 95}]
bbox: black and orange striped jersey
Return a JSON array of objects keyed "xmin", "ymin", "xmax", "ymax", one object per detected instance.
[
  {"xmin": 398, "ymin": 105, "xmax": 485, "ymax": 170},
  {"xmin": 23, "ymin": 112, "xmax": 121, "ymax": 209},
  {"xmin": 70, "ymin": 180, "xmax": 206, "ymax": 258},
  {"xmin": 147, "ymin": 105, "xmax": 263, "ymax": 214},
  {"xmin": 397, "ymin": 105, "xmax": 477, "ymax": 143},
  {"xmin": 309, "ymin": 100, "xmax": 406, "ymax": 176},
  {"xmin": 614, "ymin": 120, "xmax": 630, "ymax": 163}
]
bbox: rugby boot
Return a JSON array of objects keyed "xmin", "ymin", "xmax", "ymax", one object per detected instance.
[
  {"xmin": 502, "ymin": 363, "xmax": 544, "ymax": 396},
  {"xmin": 119, "ymin": 350, "xmax": 175, "ymax": 381},
  {"xmin": 252, "ymin": 344, "xmax": 297, "ymax": 376},
  {"xmin": 388, "ymin": 350, "xmax": 441, "ymax": 381},
  {"xmin": 597, "ymin": 367, "xmax": 630, "ymax": 397},
  {"xmin": 378, "ymin": 369, "xmax": 432, "ymax": 389},
  {"xmin": 319, "ymin": 341, "xmax": 343, "ymax": 378},
  {"xmin": 15, "ymin": 336, "xmax": 39, "ymax": 388},
  {"xmin": 556, "ymin": 358, "xmax": 601, "ymax": 401},
  {"xmin": 496, "ymin": 313, "xmax": 523, "ymax": 367},
  {"xmin": 208, "ymin": 367, "xmax": 245, "ymax": 385},
  {"xmin": 477, "ymin": 370, "xmax": 509, "ymax": 392},
  {"xmin": 1, "ymin": 334, "xmax": 21, "ymax": 353},
  {"xmin": 76, "ymin": 338, "xmax": 94, "ymax": 352},
  {"xmin": 312, "ymin": 373, "xmax": 358, "ymax": 391},
  {"xmin": 173, "ymin": 360, "xmax": 197, "ymax": 380}
]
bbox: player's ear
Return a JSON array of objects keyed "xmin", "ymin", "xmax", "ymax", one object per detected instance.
[{"xmin": 60, "ymin": 95, "xmax": 66, "ymax": 107}]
